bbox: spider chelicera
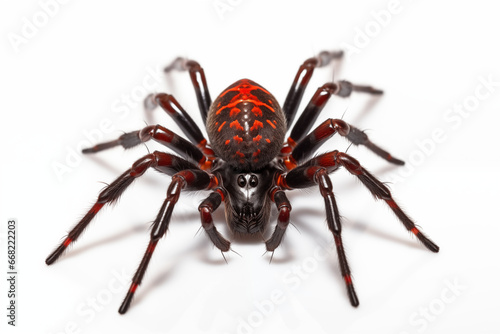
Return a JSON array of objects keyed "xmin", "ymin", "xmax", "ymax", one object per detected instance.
[{"xmin": 46, "ymin": 50, "xmax": 439, "ymax": 314}]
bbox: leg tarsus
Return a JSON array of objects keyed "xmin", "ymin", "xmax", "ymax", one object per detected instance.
[
  {"xmin": 82, "ymin": 131, "xmax": 142, "ymax": 154},
  {"xmin": 265, "ymin": 223, "xmax": 287, "ymax": 252},
  {"xmin": 346, "ymin": 126, "xmax": 404, "ymax": 165},
  {"xmin": 199, "ymin": 191, "xmax": 231, "ymax": 252},
  {"xmin": 265, "ymin": 189, "xmax": 291, "ymax": 252}
]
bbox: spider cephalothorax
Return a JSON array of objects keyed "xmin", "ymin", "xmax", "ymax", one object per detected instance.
[{"xmin": 46, "ymin": 50, "xmax": 439, "ymax": 314}]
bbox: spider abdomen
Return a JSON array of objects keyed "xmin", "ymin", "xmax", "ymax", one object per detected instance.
[{"xmin": 207, "ymin": 79, "xmax": 286, "ymax": 171}]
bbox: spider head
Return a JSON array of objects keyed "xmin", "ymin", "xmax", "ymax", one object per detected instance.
[{"xmin": 219, "ymin": 166, "xmax": 275, "ymax": 235}]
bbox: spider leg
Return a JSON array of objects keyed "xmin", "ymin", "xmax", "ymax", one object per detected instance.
[
  {"xmin": 82, "ymin": 124, "xmax": 212, "ymax": 170},
  {"xmin": 283, "ymin": 50, "xmax": 344, "ymax": 127},
  {"xmin": 144, "ymin": 93, "xmax": 213, "ymax": 156},
  {"xmin": 163, "ymin": 57, "xmax": 212, "ymax": 124},
  {"xmin": 315, "ymin": 168, "xmax": 358, "ymax": 306},
  {"xmin": 283, "ymin": 151, "xmax": 439, "ymax": 253},
  {"xmin": 199, "ymin": 189, "xmax": 231, "ymax": 252},
  {"xmin": 119, "ymin": 169, "xmax": 213, "ymax": 314},
  {"xmin": 265, "ymin": 187, "xmax": 291, "ymax": 252},
  {"xmin": 45, "ymin": 152, "xmax": 199, "ymax": 265},
  {"xmin": 287, "ymin": 80, "xmax": 382, "ymax": 145},
  {"xmin": 272, "ymin": 168, "xmax": 358, "ymax": 305},
  {"xmin": 285, "ymin": 118, "xmax": 404, "ymax": 169}
]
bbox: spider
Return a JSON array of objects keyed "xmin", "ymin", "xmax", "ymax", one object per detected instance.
[{"xmin": 46, "ymin": 50, "xmax": 439, "ymax": 314}]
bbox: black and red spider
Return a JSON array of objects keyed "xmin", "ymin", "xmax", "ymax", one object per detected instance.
[{"xmin": 46, "ymin": 50, "xmax": 439, "ymax": 314}]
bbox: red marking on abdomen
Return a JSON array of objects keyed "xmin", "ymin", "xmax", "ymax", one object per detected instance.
[
  {"xmin": 253, "ymin": 135, "xmax": 262, "ymax": 142},
  {"xmin": 230, "ymin": 108, "xmax": 240, "ymax": 117},
  {"xmin": 250, "ymin": 120, "xmax": 263, "ymax": 131},
  {"xmin": 253, "ymin": 149, "xmax": 261, "ymax": 157},
  {"xmin": 218, "ymin": 121, "xmax": 226, "ymax": 132},
  {"xmin": 217, "ymin": 79, "xmax": 273, "ymax": 100},
  {"xmin": 266, "ymin": 119, "xmax": 276, "ymax": 129},
  {"xmin": 252, "ymin": 106, "xmax": 262, "ymax": 117},
  {"xmin": 230, "ymin": 120, "xmax": 245, "ymax": 131},
  {"xmin": 233, "ymin": 135, "xmax": 243, "ymax": 143},
  {"xmin": 215, "ymin": 80, "xmax": 275, "ymax": 116}
]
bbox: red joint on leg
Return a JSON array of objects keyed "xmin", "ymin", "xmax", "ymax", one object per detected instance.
[
  {"xmin": 284, "ymin": 156, "xmax": 297, "ymax": 170},
  {"xmin": 177, "ymin": 170, "xmax": 195, "ymax": 184},
  {"xmin": 200, "ymin": 207, "xmax": 213, "ymax": 230},
  {"xmin": 280, "ymin": 145, "xmax": 292, "ymax": 156},
  {"xmin": 278, "ymin": 208, "xmax": 289, "ymax": 227},
  {"xmin": 215, "ymin": 188, "xmax": 225, "ymax": 201},
  {"xmin": 334, "ymin": 235, "xmax": 342, "ymax": 247},
  {"xmin": 199, "ymin": 157, "xmax": 212, "ymax": 171},
  {"xmin": 344, "ymin": 275, "xmax": 353, "ymax": 285},
  {"xmin": 209, "ymin": 175, "xmax": 220, "ymax": 189},
  {"xmin": 197, "ymin": 138, "xmax": 207, "ymax": 148},
  {"xmin": 306, "ymin": 166, "xmax": 323, "ymax": 180},
  {"xmin": 313, "ymin": 120, "xmax": 335, "ymax": 141},
  {"xmin": 386, "ymin": 199, "xmax": 398, "ymax": 209},
  {"xmin": 411, "ymin": 227, "xmax": 420, "ymax": 236},
  {"xmin": 130, "ymin": 283, "xmax": 138, "ymax": 293},
  {"xmin": 91, "ymin": 203, "xmax": 104, "ymax": 214},
  {"xmin": 63, "ymin": 238, "xmax": 72, "ymax": 247},
  {"xmin": 287, "ymin": 137, "xmax": 297, "ymax": 149},
  {"xmin": 269, "ymin": 187, "xmax": 279, "ymax": 202},
  {"xmin": 146, "ymin": 242, "xmax": 157, "ymax": 254},
  {"xmin": 276, "ymin": 174, "xmax": 291, "ymax": 190}
]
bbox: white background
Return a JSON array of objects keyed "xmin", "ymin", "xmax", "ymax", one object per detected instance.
[{"xmin": 1, "ymin": 1, "xmax": 499, "ymax": 333}]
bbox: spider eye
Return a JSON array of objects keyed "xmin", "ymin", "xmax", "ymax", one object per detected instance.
[
  {"xmin": 237, "ymin": 175, "xmax": 246, "ymax": 187},
  {"xmin": 249, "ymin": 175, "xmax": 258, "ymax": 187}
]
